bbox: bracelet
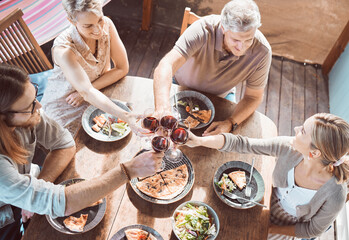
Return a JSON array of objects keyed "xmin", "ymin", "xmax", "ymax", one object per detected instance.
[
  {"xmin": 120, "ymin": 163, "xmax": 131, "ymax": 181},
  {"xmin": 231, "ymin": 122, "xmax": 238, "ymax": 132}
]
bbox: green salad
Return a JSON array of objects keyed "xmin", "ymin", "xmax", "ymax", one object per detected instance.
[
  {"xmin": 174, "ymin": 203, "xmax": 216, "ymax": 240},
  {"xmin": 102, "ymin": 119, "xmax": 128, "ymax": 137},
  {"xmin": 216, "ymin": 173, "xmax": 236, "ymax": 192}
]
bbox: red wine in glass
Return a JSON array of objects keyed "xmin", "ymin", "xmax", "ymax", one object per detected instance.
[
  {"xmin": 160, "ymin": 115, "xmax": 177, "ymax": 130},
  {"xmin": 170, "ymin": 128, "xmax": 189, "ymax": 144},
  {"xmin": 152, "ymin": 136, "xmax": 169, "ymax": 152},
  {"xmin": 142, "ymin": 117, "xmax": 159, "ymax": 132}
]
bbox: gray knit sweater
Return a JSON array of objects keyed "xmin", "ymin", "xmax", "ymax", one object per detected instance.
[{"xmin": 220, "ymin": 133, "xmax": 347, "ymax": 238}]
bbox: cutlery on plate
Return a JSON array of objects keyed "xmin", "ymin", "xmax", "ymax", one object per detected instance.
[
  {"xmin": 223, "ymin": 190, "xmax": 267, "ymax": 208},
  {"xmin": 245, "ymin": 157, "xmax": 255, "ymax": 198}
]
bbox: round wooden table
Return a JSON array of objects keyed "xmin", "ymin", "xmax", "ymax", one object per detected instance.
[{"xmin": 23, "ymin": 76, "xmax": 277, "ymax": 240}]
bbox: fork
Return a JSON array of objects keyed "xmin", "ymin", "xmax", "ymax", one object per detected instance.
[
  {"xmin": 245, "ymin": 157, "xmax": 255, "ymax": 198},
  {"xmin": 223, "ymin": 190, "xmax": 267, "ymax": 208}
]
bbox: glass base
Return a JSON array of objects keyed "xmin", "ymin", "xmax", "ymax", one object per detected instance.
[{"xmin": 165, "ymin": 148, "xmax": 183, "ymax": 162}]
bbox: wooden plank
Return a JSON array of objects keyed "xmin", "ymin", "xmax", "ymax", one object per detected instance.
[
  {"xmin": 292, "ymin": 62, "xmax": 305, "ymax": 132},
  {"xmin": 136, "ymin": 27, "xmax": 165, "ymax": 78},
  {"xmin": 256, "ymin": 73, "xmax": 269, "ymax": 115},
  {"xmin": 316, "ymin": 68, "xmax": 330, "ymax": 113},
  {"xmin": 322, "ymin": 20, "xmax": 349, "ymax": 76},
  {"xmin": 150, "ymin": 29, "xmax": 178, "ymax": 78},
  {"xmin": 265, "ymin": 57, "xmax": 282, "ymax": 131},
  {"xmin": 117, "ymin": 24, "xmax": 140, "ymax": 58},
  {"xmin": 278, "ymin": 60, "xmax": 294, "ymax": 136},
  {"xmin": 305, "ymin": 64, "xmax": 318, "ymax": 119},
  {"xmin": 128, "ymin": 28, "xmax": 154, "ymax": 76},
  {"xmin": 141, "ymin": 0, "xmax": 153, "ymax": 31}
]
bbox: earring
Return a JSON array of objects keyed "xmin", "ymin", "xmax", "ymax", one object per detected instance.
[{"xmin": 309, "ymin": 152, "xmax": 313, "ymax": 158}]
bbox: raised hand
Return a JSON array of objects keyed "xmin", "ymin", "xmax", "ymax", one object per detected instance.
[{"xmin": 124, "ymin": 151, "xmax": 164, "ymax": 179}]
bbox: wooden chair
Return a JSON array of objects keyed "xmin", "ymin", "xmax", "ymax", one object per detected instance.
[
  {"xmin": 180, "ymin": 7, "xmax": 201, "ymax": 36},
  {"xmin": 0, "ymin": 8, "xmax": 52, "ymax": 74}
]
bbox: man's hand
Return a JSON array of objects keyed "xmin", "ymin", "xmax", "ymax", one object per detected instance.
[
  {"xmin": 21, "ymin": 209, "xmax": 34, "ymax": 223},
  {"xmin": 124, "ymin": 151, "xmax": 164, "ymax": 179},
  {"xmin": 66, "ymin": 91, "xmax": 84, "ymax": 107},
  {"xmin": 203, "ymin": 119, "xmax": 232, "ymax": 136}
]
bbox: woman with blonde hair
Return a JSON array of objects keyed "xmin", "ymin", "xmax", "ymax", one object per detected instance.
[
  {"xmin": 186, "ymin": 113, "xmax": 349, "ymax": 239},
  {"xmin": 41, "ymin": 0, "xmax": 142, "ymax": 135}
]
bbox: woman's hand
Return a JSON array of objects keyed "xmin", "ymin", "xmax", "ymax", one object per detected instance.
[
  {"xmin": 66, "ymin": 91, "xmax": 84, "ymax": 107},
  {"xmin": 126, "ymin": 112, "xmax": 152, "ymax": 137},
  {"xmin": 124, "ymin": 151, "xmax": 164, "ymax": 179},
  {"xmin": 186, "ymin": 131, "xmax": 202, "ymax": 148}
]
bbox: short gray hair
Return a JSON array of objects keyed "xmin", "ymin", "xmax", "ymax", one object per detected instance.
[
  {"xmin": 62, "ymin": 0, "xmax": 103, "ymax": 22},
  {"xmin": 221, "ymin": 0, "xmax": 261, "ymax": 32}
]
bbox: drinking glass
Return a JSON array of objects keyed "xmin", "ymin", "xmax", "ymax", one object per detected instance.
[
  {"xmin": 165, "ymin": 119, "xmax": 190, "ymax": 162},
  {"xmin": 137, "ymin": 108, "xmax": 159, "ymax": 150}
]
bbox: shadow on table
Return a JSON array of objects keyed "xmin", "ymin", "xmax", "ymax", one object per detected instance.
[
  {"xmin": 126, "ymin": 184, "xmax": 194, "ymax": 219},
  {"xmin": 75, "ymin": 128, "xmax": 133, "ymax": 154}
]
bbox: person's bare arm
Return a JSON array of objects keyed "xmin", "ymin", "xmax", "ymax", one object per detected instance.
[
  {"xmin": 186, "ymin": 132, "xmax": 225, "ymax": 149},
  {"xmin": 54, "ymin": 47, "xmax": 130, "ymax": 121},
  {"xmin": 268, "ymin": 224, "xmax": 296, "ymax": 237},
  {"xmin": 64, "ymin": 151, "xmax": 163, "ymax": 215},
  {"xmin": 38, "ymin": 146, "xmax": 76, "ymax": 182},
  {"xmin": 203, "ymin": 86, "xmax": 264, "ymax": 136},
  {"xmin": 91, "ymin": 18, "xmax": 129, "ymax": 90},
  {"xmin": 153, "ymin": 49, "xmax": 186, "ymax": 113}
]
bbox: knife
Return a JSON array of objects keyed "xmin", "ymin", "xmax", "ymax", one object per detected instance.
[{"xmin": 223, "ymin": 190, "xmax": 267, "ymax": 208}]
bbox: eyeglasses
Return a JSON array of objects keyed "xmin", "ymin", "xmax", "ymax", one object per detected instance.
[{"xmin": 6, "ymin": 83, "xmax": 38, "ymax": 115}]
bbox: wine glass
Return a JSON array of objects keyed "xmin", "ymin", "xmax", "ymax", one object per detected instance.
[
  {"xmin": 165, "ymin": 119, "xmax": 190, "ymax": 162},
  {"xmin": 137, "ymin": 108, "xmax": 159, "ymax": 150}
]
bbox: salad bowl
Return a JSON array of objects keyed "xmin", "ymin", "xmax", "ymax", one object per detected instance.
[{"xmin": 172, "ymin": 201, "xmax": 219, "ymax": 240}]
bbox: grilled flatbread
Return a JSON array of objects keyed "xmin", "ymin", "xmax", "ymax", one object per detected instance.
[
  {"xmin": 125, "ymin": 228, "xmax": 149, "ymax": 240},
  {"xmin": 192, "ymin": 110, "xmax": 212, "ymax": 123},
  {"xmin": 160, "ymin": 165, "xmax": 188, "ymax": 198},
  {"xmin": 185, "ymin": 116, "xmax": 200, "ymax": 128},
  {"xmin": 228, "ymin": 171, "xmax": 246, "ymax": 190},
  {"xmin": 136, "ymin": 165, "xmax": 189, "ymax": 200},
  {"xmin": 63, "ymin": 214, "xmax": 88, "ymax": 232},
  {"xmin": 136, "ymin": 174, "xmax": 172, "ymax": 199}
]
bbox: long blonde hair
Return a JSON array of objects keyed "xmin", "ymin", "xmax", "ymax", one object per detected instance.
[{"xmin": 311, "ymin": 113, "xmax": 349, "ymax": 183}]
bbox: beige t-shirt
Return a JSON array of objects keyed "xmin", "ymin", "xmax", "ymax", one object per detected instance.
[{"xmin": 174, "ymin": 15, "xmax": 272, "ymax": 97}]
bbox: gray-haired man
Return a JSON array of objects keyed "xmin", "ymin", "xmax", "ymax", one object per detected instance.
[{"xmin": 153, "ymin": 0, "xmax": 271, "ymax": 135}]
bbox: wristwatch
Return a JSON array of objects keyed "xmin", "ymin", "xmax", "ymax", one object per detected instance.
[{"xmin": 231, "ymin": 122, "xmax": 238, "ymax": 132}]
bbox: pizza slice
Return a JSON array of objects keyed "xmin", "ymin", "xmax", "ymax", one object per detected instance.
[
  {"xmin": 228, "ymin": 171, "xmax": 246, "ymax": 190},
  {"xmin": 125, "ymin": 228, "xmax": 149, "ymax": 240},
  {"xmin": 185, "ymin": 116, "xmax": 200, "ymax": 128},
  {"xmin": 160, "ymin": 165, "xmax": 189, "ymax": 198},
  {"xmin": 63, "ymin": 214, "xmax": 88, "ymax": 232},
  {"xmin": 136, "ymin": 174, "xmax": 172, "ymax": 199},
  {"xmin": 192, "ymin": 110, "xmax": 212, "ymax": 123}
]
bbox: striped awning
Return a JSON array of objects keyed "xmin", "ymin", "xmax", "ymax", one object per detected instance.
[{"xmin": 0, "ymin": 0, "xmax": 111, "ymax": 46}]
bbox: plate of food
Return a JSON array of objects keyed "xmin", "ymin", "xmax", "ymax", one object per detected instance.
[
  {"xmin": 213, "ymin": 161, "xmax": 265, "ymax": 209},
  {"xmin": 110, "ymin": 224, "xmax": 164, "ymax": 240},
  {"xmin": 46, "ymin": 178, "xmax": 107, "ymax": 234},
  {"xmin": 130, "ymin": 152, "xmax": 195, "ymax": 204},
  {"xmin": 172, "ymin": 201, "xmax": 219, "ymax": 240},
  {"xmin": 170, "ymin": 90, "xmax": 215, "ymax": 129},
  {"xmin": 81, "ymin": 99, "xmax": 131, "ymax": 142}
]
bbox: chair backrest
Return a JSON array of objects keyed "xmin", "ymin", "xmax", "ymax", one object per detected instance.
[
  {"xmin": 180, "ymin": 7, "xmax": 201, "ymax": 36},
  {"xmin": 0, "ymin": 9, "xmax": 52, "ymax": 74}
]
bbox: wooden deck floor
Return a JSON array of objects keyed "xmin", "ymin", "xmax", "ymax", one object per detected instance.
[{"xmin": 113, "ymin": 18, "xmax": 329, "ymax": 137}]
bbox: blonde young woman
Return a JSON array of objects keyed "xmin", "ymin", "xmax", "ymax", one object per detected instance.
[
  {"xmin": 186, "ymin": 113, "xmax": 349, "ymax": 239},
  {"xmin": 41, "ymin": 0, "xmax": 142, "ymax": 135}
]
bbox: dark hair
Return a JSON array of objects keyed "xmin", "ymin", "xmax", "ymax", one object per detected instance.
[{"xmin": 0, "ymin": 64, "xmax": 29, "ymax": 164}]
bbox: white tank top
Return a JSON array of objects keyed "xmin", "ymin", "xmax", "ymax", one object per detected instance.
[{"xmin": 275, "ymin": 168, "xmax": 317, "ymax": 217}]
